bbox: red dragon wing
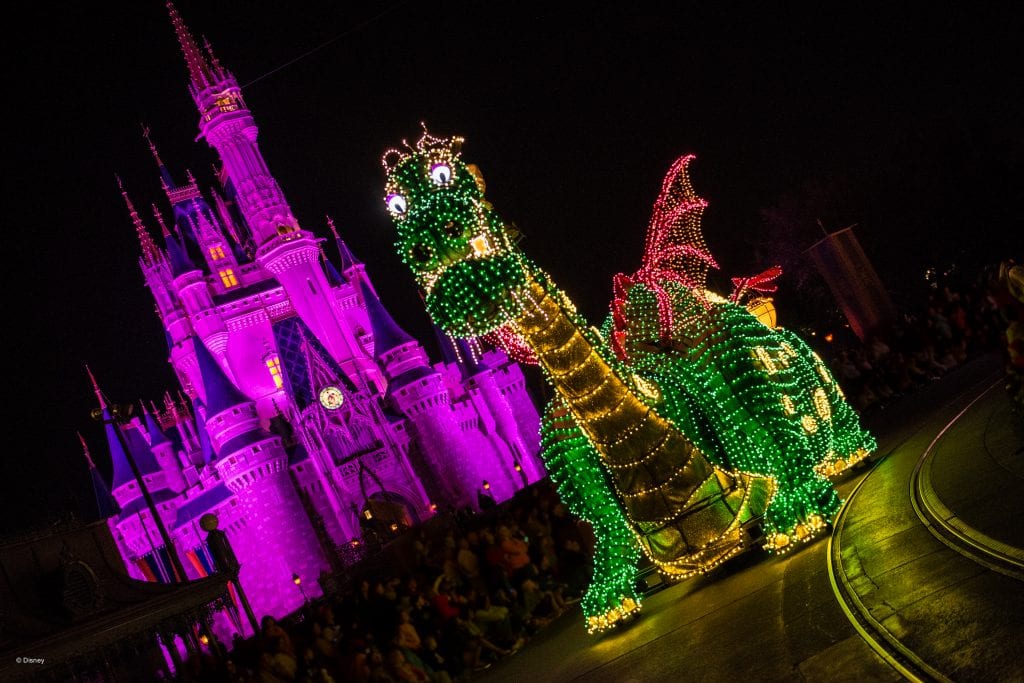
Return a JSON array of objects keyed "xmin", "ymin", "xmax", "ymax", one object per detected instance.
[{"xmin": 641, "ymin": 154, "xmax": 718, "ymax": 290}]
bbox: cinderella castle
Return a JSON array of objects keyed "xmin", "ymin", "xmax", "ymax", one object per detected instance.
[{"xmin": 84, "ymin": 2, "xmax": 545, "ymax": 627}]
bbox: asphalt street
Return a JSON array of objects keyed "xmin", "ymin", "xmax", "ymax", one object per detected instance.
[{"xmin": 479, "ymin": 353, "xmax": 1023, "ymax": 682}]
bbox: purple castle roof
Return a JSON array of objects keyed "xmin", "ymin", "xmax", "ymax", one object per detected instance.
[
  {"xmin": 218, "ymin": 427, "xmax": 274, "ymax": 458},
  {"xmin": 192, "ymin": 397, "xmax": 216, "ymax": 465},
  {"xmin": 143, "ymin": 406, "xmax": 172, "ymax": 447},
  {"xmin": 433, "ymin": 325, "xmax": 461, "ymax": 367},
  {"xmin": 455, "ymin": 337, "xmax": 489, "ymax": 378},
  {"xmin": 337, "ymin": 238, "xmax": 361, "ymax": 272},
  {"xmin": 358, "ymin": 279, "xmax": 414, "ymax": 357},
  {"xmin": 90, "ymin": 465, "xmax": 120, "ymax": 520},
  {"xmin": 118, "ymin": 488, "xmax": 178, "ymax": 522},
  {"xmin": 106, "ymin": 410, "xmax": 163, "ymax": 490},
  {"xmin": 164, "ymin": 229, "xmax": 196, "ymax": 277},
  {"xmin": 193, "ymin": 339, "xmax": 250, "ymax": 417},
  {"xmin": 173, "ymin": 483, "xmax": 232, "ymax": 528}
]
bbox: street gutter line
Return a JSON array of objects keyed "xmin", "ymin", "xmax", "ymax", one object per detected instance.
[
  {"xmin": 909, "ymin": 377, "xmax": 1024, "ymax": 581},
  {"xmin": 828, "ymin": 453, "xmax": 947, "ymax": 683}
]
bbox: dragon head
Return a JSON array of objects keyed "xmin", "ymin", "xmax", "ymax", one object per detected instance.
[{"xmin": 382, "ymin": 128, "xmax": 530, "ymax": 338}]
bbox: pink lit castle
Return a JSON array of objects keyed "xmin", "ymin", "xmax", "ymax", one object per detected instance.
[{"xmin": 86, "ymin": 2, "xmax": 544, "ymax": 629}]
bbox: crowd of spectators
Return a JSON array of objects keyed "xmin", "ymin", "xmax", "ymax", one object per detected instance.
[
  {"xmin": 179, "ymin": 481, "xmax": 595, "ymax": 682},
  {"xmin": 824, "ymin": 266, "xmax": 1014, "ymax": 414}
]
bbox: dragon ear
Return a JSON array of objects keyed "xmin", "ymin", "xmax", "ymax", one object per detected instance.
[{"xmin": 466, "ymin": 163, "xmax": 487, "ymax": 195}]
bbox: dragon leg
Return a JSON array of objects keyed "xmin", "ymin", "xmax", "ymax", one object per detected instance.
[{"xmin": 541, "ymin": 398, "xmax": 643, "ymax": 633}]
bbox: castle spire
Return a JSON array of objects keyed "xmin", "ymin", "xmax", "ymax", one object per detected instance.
[
  {"xmin": 202, "ymin": 35, "xmax": 223, "ymax": 71},
  {"xmin": 141, "ymin": 401, "xmax": 172, "ymax": 447},
  {"xmin": 167, "ymin": 0, "xmax": 215, "ymax": 90},
  {"xmin": 85, "ymin": 363, "xmax": 108, "ymax": 410},
  {"xmin": 213, "ymin": 189, "xmax": 241, "ymax": 245},
  {"xmin": 79, "ymin": 431, "xmax": 120, "ymax": 519},
  {"xmin": 78, "ymin": 431, "xmax": 96, "ymax": 469},
  {"xmin": 141, "ymin": 123, "xmax": 177, "ymax": 189},
  {"xmin": 155, "ymin": 204, "xmax": 197, "ymax": 277},
  {"xmin": 153, "ymin": 204, "xmax": 171, "ymax": 237},
  {"xmin": 117, "ymin": 175, "xmax": 160, "ymax": 267},
  {"xmin": 327, "ymin": 216, "xmax": 363, "ymax": 274},
  {"xmin": 358, "ymin": 279, "xmax": 414, "ymax": 358},
  {"xmin": 84, "ymin": 366, "xmax": 162, "ymax": 490}
]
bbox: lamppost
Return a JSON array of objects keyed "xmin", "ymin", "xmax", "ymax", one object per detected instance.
[
  {"xmin": 201, "ymin": 513, "xmax": 260, "ymax": 635},
  {"xmin": 292, "ymin": 572, "xmax": 308, "ymax": 604},
  {"xmin": 513, "ymin": 459, "xmax": 527, "ymax": 487},
  {"xmin": 91, "ymin": 402, "xmax": 187, "ymax": 582}
]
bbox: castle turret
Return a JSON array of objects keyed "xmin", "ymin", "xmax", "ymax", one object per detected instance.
[
  {"xmin": 192, "ymin": 397, "xmax": 216, "ymax": 467},
  {"xmin": 193, "ymin": 337, "xmax": 328, "ymax": 616},
  {"xmin": 142, "ymin": 403, "xmax": 187, "ymax": 493},
  {"xmin": 360, "ymin": 280, "xmax": 482, "ymax": 508},
  {"xmin": 167, "ymin": 3, "xmax": 370, "ymax": 379},
  {"xmin": 86, "ymin": 367, "xmax": 181, "ymax": 582},
  {"xmin": 79, "ymin": 432, "xmax": 119, "ymax": 521},
  {"xmin": 455, "ymin": 338, "xmax": 545, "ymax": 485},
  {"xmin": 328, "ymin": 217, "xmax": 368, "ymax": 287},
  {"xmin": 117, "ymin": 176, "xmax": 182, "ymax": 326}
]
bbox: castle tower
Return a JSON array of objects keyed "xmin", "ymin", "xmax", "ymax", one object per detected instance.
[
  {"xmin": 454, "ymin": 338, "xmax": 539, "ymax": 485},
  {"xmin": 87, "ymin": 367, "xmax": 181, "ymax": 583},
  {"xmin": 458, "ymin": 339, "xmax": 545, "ymax": 484},
  {"xmin": 359, "ymin": 281, "xmax": 483, "ymax": 509},
  {"xmin": 193, "ymin": 338, "xmax": 328, "ymax": 616},
  {"xmin": 142, "ymin": 403, "xmax": 187, "ymax": 493},
  {"xmin": 167, "ymin": 2, "xmax": 374, "ymax": 386}
]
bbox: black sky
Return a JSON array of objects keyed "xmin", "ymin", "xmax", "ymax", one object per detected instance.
[{"xmin": 5, "ymin": 1, "xmax": 1021, "ymax": 532}]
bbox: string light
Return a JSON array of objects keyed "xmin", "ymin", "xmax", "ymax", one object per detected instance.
[{"xmin": 382, "ymin": 131, "xmax": 876, "ymax": 631}]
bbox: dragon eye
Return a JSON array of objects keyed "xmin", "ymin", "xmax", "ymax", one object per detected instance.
[
  {"xmin": 386, "ymin": 193, "xmax": 407, "ymax": 215},
  {"xmin": 410, "ymin": 243, "xmax": 433, "ymax": 264},
  {"xmin": 429, "ymin": 163, "xmax": 452, "ymax": 185}
]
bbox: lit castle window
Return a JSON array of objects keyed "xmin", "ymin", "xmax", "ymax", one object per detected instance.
[
  {"xmin": 219, "ymin": 268, "xmax": 238, "ymax": 288},
  {"xmin": 209, "ymin": 245, "xmax": 226, "ymax": 261},
  {"xmin": 266, "ymin": 356, "xmax": 283, "ymax": 389},
  {"xmin": 215, "ymin": 94, "xmax": 239, "ymax": 113}
]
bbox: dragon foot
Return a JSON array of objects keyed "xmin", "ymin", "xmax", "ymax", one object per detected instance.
[
  {"xmin": 763, "ymin": 514, "xmax": 829, "ymax": 554},
  {"xmin": 814, "ymin": 447, "xmax": 872, "ymax": 478},
  {"xmin": 585, "ymin": 595, "xmax": 642, "ymax": 634}
]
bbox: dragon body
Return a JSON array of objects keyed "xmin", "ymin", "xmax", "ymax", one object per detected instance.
[{"xmin": 381, "ymin": 131, "xmax": 874, "ymax": 632}]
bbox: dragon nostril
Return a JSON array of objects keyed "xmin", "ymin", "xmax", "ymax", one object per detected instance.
[
  {"xmin": 411, "ymin": 243, "xmax": 433, "ymax": 264},
  {"xmin": 443, "ymin": 220, "xmax": 463, "ymax": 238}
]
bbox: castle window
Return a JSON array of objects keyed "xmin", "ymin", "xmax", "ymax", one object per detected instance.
[
  {"xmin": 216, "ymin": 94, "xmax": 239, "ymax": 113},
  {"xmin": 209, "ymin": 246, "xmax": 226, "ymax": 261},
  {"xmin": 266, "ymin": 356, "xmax": 284, "ymax": 389},
  {"xmin": 219, "ymin": 268, "xmax": 239, "ymax": 288}
]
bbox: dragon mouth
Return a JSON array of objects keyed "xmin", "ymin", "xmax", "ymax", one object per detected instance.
[
  {"xmin": 423, "ymin": 250, "xmax": 529, "ymax": 338},
  {"xmin": 421, "ymin": 233, "xmax": 497, "ymax": 296}
]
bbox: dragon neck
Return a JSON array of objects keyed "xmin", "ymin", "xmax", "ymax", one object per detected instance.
[{"xmin": 508, "ymin": 274, "xmax": 694, "ymax": 471}]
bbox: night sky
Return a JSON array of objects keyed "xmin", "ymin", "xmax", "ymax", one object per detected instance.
[{"xmin": 5, "ymin": 1, "xmax": 1021, "ymax": 532}]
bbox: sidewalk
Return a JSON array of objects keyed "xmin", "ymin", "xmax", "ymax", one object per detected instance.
[{"xmin": 913, "ymin": 375, "xmax": 1024, "ymax": 577}]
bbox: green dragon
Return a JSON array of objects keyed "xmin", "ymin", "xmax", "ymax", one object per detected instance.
[{"xmin": 381, "ymin": 129, "xmax": 875, "ymax": 632}]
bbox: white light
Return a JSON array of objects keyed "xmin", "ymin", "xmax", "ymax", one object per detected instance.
[
  {"xmin": 430, "ymin": 163, "xmax": 452, "ymax": 185},
  {"xmin": 470, "ymin": 234, "xmax": 492, "ymax": 257},
  {"xmin": 386, "ymin": 193, "xmax": 407, "ymax": 215}
]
